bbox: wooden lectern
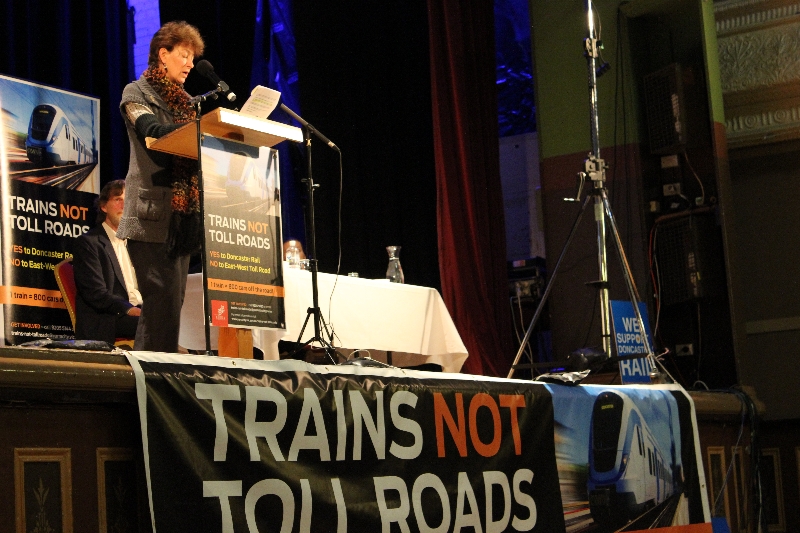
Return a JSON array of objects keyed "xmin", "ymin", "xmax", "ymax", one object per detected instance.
[
  {"xmin": 147, "ymin": 108, "xmax": 302, "ymax": 358},
  {"xmin": 146, "ymin": 107, "xmax": 303, "ymax": 156}
]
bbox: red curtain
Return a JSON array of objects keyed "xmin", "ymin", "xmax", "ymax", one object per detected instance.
[{"xmin": 428, "ymin": 0, "xmax": 513, "ymax": 376}]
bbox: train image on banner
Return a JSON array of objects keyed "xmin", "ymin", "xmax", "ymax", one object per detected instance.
[
  {"xmin": 26, "ymin": 104, "xmax": 94, "ymax": 166},
  {"xmin": 587, "ymin": 390, "xmax": 681, "ymax": 529},
  {"xmin": 203, "ymin": 143, "xmax": 279, "ymax": 218},
  {"xmin": 225, "ymin": 151, "xmax": 275, "ymax": 203}
]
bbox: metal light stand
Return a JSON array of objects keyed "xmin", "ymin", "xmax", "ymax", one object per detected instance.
[
  {"xmin": 191, "ymin": 87, "xmax": 225, "ymax": 355},
  {"xmin": 508, "ymin": 0, "xmax": 655, "ymax": 379},
  {"xmin": 280, "ymin": 104, "xmax": 338, "ymax": 361}
]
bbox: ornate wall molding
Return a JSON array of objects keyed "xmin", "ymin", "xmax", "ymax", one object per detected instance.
[
  {"xmin": 716, "ymin": 0, "xmax": 800, "ymax": 147},
  {"xmin": 726, "ymin": 104, "xmax": 800, "ymax": 139},
  {"xmin": 715, "ymin": 0, "xmax": 800, "ymax": 33},
  {"xmin": 718, "ymin": 22, "xmax": 800, "ymax": 92}
]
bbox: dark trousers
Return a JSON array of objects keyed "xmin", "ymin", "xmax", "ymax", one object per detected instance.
[
  {"xmin": 128, "ymin": 240, "xmax": 190, "ymax": 353},
  {"xmin": 116, "ymin": 313, "xmax": 139, "ymax": 339}
]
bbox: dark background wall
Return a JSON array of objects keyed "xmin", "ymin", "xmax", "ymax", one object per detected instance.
[{"xmin": 291, "ymin": 2, "xmax": 438, "ymax": 287}]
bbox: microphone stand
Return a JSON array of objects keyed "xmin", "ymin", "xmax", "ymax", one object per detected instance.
[
  {"xmin": 280, "ymin": 104, "xmax": 337, "ymax": 362},
  {"xmin": 507, "ymin": 0, "xmax": 657, "ymax": 379},
  {"xmin": 192, "ymin": 87, "xmax": 225, "ymax": 355}
]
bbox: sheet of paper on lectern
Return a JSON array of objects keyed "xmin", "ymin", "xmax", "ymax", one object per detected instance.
[{"xmin": 239, "ymin": 85, "xmax": 281, "ymax": 120}]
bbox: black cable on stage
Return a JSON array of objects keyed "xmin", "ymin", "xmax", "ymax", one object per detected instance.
[{"xmin": 326, "ymin": 150, "xmax": 345, "ymax": 349}]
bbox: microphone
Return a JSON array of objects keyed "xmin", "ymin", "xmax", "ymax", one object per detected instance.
[{"xmin": 195, "ymin": 60, "xmax": 237, "ymax": 102}]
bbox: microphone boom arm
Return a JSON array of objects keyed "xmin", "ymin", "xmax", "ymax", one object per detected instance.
[
  {"xmin": 280, "ymin": 103, "xmax": 339, "ymax": 152},
  {"xmin": 189, "ymin": 87, "xmax": 224, "ymax": 106}
]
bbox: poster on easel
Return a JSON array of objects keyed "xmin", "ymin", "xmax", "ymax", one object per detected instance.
[
  {"xmin": 0, "ymin": 74, "xmax": 100, "ymax": 344},
  {"xmin": 200, "ymin": 135, "xmax": 285, "ymax": 330}
]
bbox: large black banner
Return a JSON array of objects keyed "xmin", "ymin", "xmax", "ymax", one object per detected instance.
[
  {"xmin": 127, "ymin": 353, "xmax": 709, "ymax": 532},
  {"xmin": 128, "ymin": 354, "xmax": 564, "ymax": 532}
]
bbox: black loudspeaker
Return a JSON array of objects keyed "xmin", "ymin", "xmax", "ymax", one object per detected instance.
[
  {"xmin": 644, "ymin": 63, "xmax": 686, "ymax": 155},
  {"xmin": 656, "ymin": 212, "xmax": 723, "ymax": 306}
]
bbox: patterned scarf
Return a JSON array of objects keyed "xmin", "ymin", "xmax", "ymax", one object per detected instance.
[{"xmin": 143, "ymin": 66, "xmax": 202, "ymax": 257}]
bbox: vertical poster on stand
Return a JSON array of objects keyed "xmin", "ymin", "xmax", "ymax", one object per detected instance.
[
  {"xmin": 0, "ymin": 75, "xmax": 100, "ymax": 344},
  {"xmin": 201, "ymin": 135, "xmax": 285, "ymax": 330}
]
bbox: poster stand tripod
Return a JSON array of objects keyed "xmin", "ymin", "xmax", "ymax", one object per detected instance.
[
  {"xmin": 508, "ymin": 0, "xmax": 657, "ymax": 379},
  {"xmin": 280, "ymin": 104, "xmax": 340, "ymax": 362}
]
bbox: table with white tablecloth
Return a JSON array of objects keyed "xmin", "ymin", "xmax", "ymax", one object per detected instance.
[{"xmin": 179, "ymin": 267, "xmax": 468, "ymax": 372}]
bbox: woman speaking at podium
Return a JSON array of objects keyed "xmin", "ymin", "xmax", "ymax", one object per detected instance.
[{"xmin": 118, "ymin": 21, "xmax": 205, "ymax": 352}]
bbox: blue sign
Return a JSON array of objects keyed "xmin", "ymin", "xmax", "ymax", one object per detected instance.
[{"xmin": 610, "ymin": 300, "xmax": 654, "ymax": 384}]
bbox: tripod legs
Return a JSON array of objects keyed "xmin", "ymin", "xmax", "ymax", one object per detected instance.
[
  {"xmin": 599, "ymin": 188, "xmax": 656, "ymax": 370},
  {"xmin": 293, "ymin": 302, "xmax": 337, "ymax": 364},
  {"xmin": 290, "ymin": 126, "xmax": 338, "ymax": 364},
  {"xmin": 507, "ymin": 194, "xmax": 591, "ymax": 378},
  {"xmin": 507, "ymin": 187, "xmax": 655, "ymax": 379}
]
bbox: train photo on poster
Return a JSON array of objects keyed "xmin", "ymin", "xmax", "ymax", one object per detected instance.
[
  {"xmin": 26, "ymin": 104, "xmax": 94, "ymax": 166},
  {"xmin": 587, "ymin": 390, "xmax": 680, "ymax": 529},
  {"xmin": 225, "ymin": 149, "xmax": 277, "ymax": 209},
  {"xmin": 0, "ymin": 74, "xmax": 99, "ymax": 192},
  {"xmin": 546, "ymin": 384, "xmax": 707, "ymax": 532}
]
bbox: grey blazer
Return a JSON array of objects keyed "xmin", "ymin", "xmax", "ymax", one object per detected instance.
[{"xmin": 118, "ymin": 76, "xmax": 180, "ymax": 243}]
